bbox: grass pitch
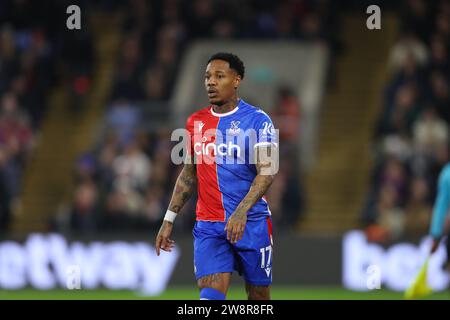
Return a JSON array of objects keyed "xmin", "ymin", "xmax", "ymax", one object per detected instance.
[{"xmin": 0, "ymin": 286, "xmax": 448, "ymax": 300}]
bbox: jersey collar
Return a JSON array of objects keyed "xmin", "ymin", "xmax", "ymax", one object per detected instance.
[{"xmin": 210, "ymin": 99, "xmax": 242, "ymax": 117}]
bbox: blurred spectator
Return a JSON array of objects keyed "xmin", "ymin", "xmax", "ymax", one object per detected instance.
[
  {"xmin": 404, "ymin": 177, "xmax": 431, "ymax": 237},
  {"xmin": 268, "ymin": 86, "xmax": 304, "ymax": 229},
  {"xmin": 143, "ymin": 64, "xmax": 168, "ymax": 100},
  {"xmin": 96, "ymin": 135, "xmax": 119, "ymax": 190},
  {"xmin": 58, "ymin": 21, "xmax": 94, "ymax": 112},
  {"xmin": 75, "ymin": 153, "xmax": 98, "ymax": 182},
  {"xmin": 363, "ymin": 156, "xmax": 409, "ymax": 242},
  {"xmin": 380, "ymin": 157, "xmax": 409, "ymax": 207},
  {"xmin": 0, "ymin": 92, "xmax": 34, "ymax": 158},
  {"xmin": 428, "ymin": 35, "xmax": 449, "ymax": 74},
  {"xmin": 142, "ymin": 185, "xmax": 165, "ymax": 226},
  {"xmin": 428, "ymin": 71, "xmax": 450, "ymax": 123},
  {"xmin": 267, "ymin": 156, "xmax": 303, "ymax": 231},
  {"xmin": 272, "ymin": 86, "xmax": 301, "ymax": 146},
  {"xmin": 377, "ymin": 82, "xmax": 422, "ymax": 138},
  {"xmin": 112, "ymin": 140, "xmax": 151, "ymax": 192},
  {"xmin": 413, "ymin": 107, "xmax": 448, "ymax": 155},
  {"xmin": 380, "ymin": 135, "xmax": 413, "ymax": 162},
  {"xmin": 111, "ymin": 31, "xmax": 145, "ymax": 101},
  {"xmin": 69, "ymin": 179, "xmax": 99, "ymax": 233},
  {"xmin": 376, "ymin": 184, "xmax": 405, "ymax": 241},
  {"xmin": 108, "ymin": 181, "xmax": 145, "ymax": 216},
  {"xmin": 106, "ymin": 99, "xmax": 140, "ymax": 146},
  {"xmin": 389, "ymin": 33, "xmax": 428, "ymax": 72}
]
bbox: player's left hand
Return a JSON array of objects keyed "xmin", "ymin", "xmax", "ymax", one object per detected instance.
[
  {"xmin": 155, "ymin": 220, "xmax": 175, "ymax": 256},
  {"xmin": 225, "ymin": 211, "xmax": 247, "ymax": 243}
]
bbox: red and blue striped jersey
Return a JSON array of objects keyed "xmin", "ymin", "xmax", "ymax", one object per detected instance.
[{"xmin": 186, "ymin": 99, "xmax": 277, "ymax": 222}]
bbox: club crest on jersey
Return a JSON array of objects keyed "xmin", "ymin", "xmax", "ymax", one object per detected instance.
[{"xmin": 228, "ymin": 121, "xmax": 240, "ymax": 135}]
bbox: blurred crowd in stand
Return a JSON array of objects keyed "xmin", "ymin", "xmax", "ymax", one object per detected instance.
[
  {"xmin": 361, "ymin": 0, "xmax": 450, "ymax": 242},
  {"xmin": 0, "ymin": 0, "xmax": 91, "ymax": 231},
  {"xmin": 55, "ymin": 0, "xmax": 340, "ymax": 235}
]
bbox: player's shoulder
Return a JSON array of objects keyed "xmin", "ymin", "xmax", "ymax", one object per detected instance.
[
  {"xmin": 186, "ymin": 106, "xmax": 212, "ymax": 128},
  {"xmin": 239, "ymin": 100, "xmax": 273, "ymax": 123}
]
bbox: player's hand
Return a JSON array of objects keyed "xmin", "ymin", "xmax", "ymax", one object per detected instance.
[
  {"xmin": 225, "ymin": 210, "xmax": 247, "ymax": 243},
  {"xmin": 155, "ymin": 220, "xmax": 175, "ymax": 256},
  {"xmin": 431, "ymin": 238, "xmax": 440, "ymax": 254}
]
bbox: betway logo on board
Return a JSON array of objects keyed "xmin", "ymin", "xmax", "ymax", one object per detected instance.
[
  {"xmin": 343, "ymin": 231, "xmax": 449, "ymax": 291},
  {"xmin": 0, "ymin": 234, "xmax": 179, "ymax": 295}
]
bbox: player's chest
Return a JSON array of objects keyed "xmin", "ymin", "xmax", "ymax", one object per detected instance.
[{"xmin": 192, "ymin": 118, "xmax": 250, "ymax": 160}]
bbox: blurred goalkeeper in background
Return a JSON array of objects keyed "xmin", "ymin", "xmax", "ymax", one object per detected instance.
[{"xmin": 430, "ymin": 162, "xmax": 450, "ymax": 272}]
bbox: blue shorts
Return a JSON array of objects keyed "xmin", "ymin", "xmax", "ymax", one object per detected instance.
[{"xmin": 193, "ymin": 216, "xmax": 273, "ymax": 286}]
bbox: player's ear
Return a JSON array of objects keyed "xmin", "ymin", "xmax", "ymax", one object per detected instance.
[{"xmin": 233, "ymin": 76, "xmax": 241, "ymax": 89}]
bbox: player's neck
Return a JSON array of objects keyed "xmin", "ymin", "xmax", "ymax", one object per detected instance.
[{"xmin": 212, "ymin": 96, "xmax": 239, "ymax": 114}]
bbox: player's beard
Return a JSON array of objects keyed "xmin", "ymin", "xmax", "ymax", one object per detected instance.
[
  {"xmin": 209, "ymin": 94, "xmax": 224, "ymax": 106},
  {"xmin": 211, "ymin": 99, "xmax": 224, "ymax": 106}
]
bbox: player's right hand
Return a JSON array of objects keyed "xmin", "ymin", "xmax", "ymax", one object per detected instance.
[{"xmin": 155, "ymin": 221, "xmax": 175, "ymax": 256}]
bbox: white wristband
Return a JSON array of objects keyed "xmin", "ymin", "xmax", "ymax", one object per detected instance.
[{"xmin": 164, "ymin": 210, "xmax": 178, "ymax": 223}]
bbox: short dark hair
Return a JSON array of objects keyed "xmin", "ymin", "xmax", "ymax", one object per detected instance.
[{"xmin": 207, "ymin": 52, "xmax": 245, "ymax": 79}]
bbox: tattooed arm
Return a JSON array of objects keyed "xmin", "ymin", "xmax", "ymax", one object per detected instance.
[
  {"xmin": 168, "ymin": 162, "xmax": 197, "ymax": 214},
  {"xmin": 225, "ymin": 145, "xmax": 278, "ymax": 243},
  {"xmin": 156, "ymin": 161, "xmax": 197, "ymax": 255}
]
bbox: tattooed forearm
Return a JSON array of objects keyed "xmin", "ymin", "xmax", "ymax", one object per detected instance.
[
  {"xmin": 168, "ymin": 164, "xmax": 197, "ymax": 214},
  {"xmin": 179, "ymin": 172, "xmax": 196, "ymax": 188},
  {"xmin": 234, "ymin": 174, "xmax": 274, "ymax": 215},
  {"xmin": 233, "ymin": 145, "xmax": 277, "ymax": 215}
]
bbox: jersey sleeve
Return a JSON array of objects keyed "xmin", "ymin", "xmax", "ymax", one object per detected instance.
[
  {"xmin": 252, "ymin": 110, "xmax": 278, "ymax": 149},
  {"xmin": 430, "ymin": 165, "xmax": 450, "ymax": 239}
]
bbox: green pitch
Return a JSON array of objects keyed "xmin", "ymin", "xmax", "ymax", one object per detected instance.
[{"xmin": 0, "ymin": 286, "xmax": 448, "ymax": 300}]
